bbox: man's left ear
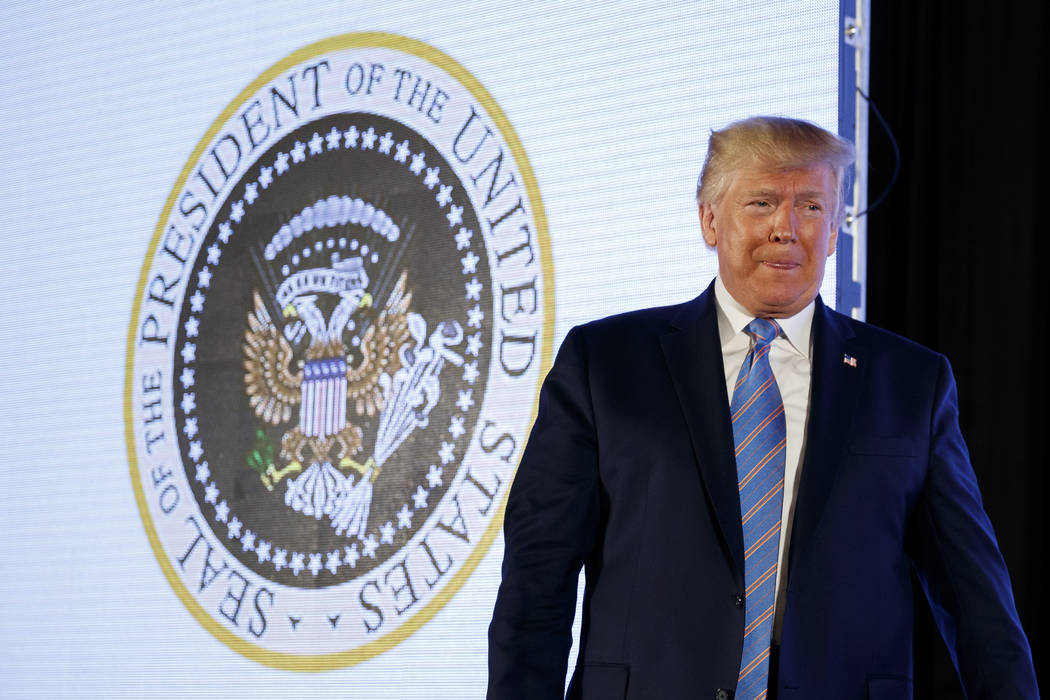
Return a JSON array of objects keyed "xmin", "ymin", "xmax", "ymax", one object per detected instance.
[
  {"xmin": 699, "ymin": 203, "xmax": 717, "ymax": 247},
  {"xmin": 827, "ymin": 223, "xmax": 838, "ymax": 257}
]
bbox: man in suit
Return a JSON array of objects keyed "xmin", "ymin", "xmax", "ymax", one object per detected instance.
[{"xmin": 487, "ymin": 117, "xmax": 1037, "ymax": 699}]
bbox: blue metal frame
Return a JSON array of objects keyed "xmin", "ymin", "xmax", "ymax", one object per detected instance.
[{"xmin": 837, "ymin": 1, "xmax": 864, "ymax": 316}]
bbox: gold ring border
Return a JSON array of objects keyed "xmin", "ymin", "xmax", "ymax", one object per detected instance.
[{"xmin": 124, "ymin": 31, "xmax": 554, "ymax": 672}]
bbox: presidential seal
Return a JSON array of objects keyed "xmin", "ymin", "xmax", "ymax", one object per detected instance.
[{"xmin": 125, "ymin": 33, "xmax": 551, "ymax": 670}]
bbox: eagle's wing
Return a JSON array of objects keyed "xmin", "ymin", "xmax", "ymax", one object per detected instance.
[
  {"xmin": 243, "ymin": 290, "xmax": 301, "ymax": 425},
  {"xmin": 347, "ymin": 270, "xmax": 412, "ymax": 416}
]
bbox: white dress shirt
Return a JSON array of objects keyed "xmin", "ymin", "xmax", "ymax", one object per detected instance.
[{"xmin": 713, "ymin": 277, "xmax": 814, "ymax": 643}]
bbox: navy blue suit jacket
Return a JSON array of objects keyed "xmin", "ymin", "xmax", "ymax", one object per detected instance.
[{"xmin": 488, "ymin": 286, "xmax": 1037, "ymax": 699}]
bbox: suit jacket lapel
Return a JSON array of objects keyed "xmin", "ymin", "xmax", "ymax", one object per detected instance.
[
  {"xmin": 659, "ymin": 285, "xmax": 745, "ymax": 583},
  {"xmin": 788, "ymin": 299, "xmax": 864, "ymax": 572}
]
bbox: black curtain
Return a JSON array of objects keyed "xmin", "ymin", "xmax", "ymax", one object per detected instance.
[{"xmin": 867, "ymin": 1, "xmax": 1048, "ymax": 696}]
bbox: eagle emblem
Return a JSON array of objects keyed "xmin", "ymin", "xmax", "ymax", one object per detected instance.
[{"xmin": 242, "ymin": 255, "xmax": 464, "ymax": 540}]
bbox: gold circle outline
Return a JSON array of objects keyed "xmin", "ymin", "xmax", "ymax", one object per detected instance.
[{"xmin": 124, "ymin": 31, "xmax": 554, "ymax": 672}]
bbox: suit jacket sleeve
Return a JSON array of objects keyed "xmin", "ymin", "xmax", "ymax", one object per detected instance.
[
  {"xmin": 488, "ymin": 327, "xmax": 601, "ymax": 700},
  {"xmin": 908, "ymin": 356, "xmax": 1038, "ymax": 698}
]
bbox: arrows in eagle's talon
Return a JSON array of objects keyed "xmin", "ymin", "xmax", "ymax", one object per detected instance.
[{"xmin": 340, "ymin": 456, "xmax": 378, "ymax": 481}]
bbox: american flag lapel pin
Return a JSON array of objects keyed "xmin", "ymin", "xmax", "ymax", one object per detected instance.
[{"xmin": 842, "ymin": 353, "xmax": 858, "ymax": 368}]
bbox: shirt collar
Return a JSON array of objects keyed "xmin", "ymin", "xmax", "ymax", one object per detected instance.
[{"xmin": 713, "ymin": 276, "xmax": 814, "ymax": 358}]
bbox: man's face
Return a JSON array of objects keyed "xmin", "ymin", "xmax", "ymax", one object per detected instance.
[{"xmin": 699, "ymin": 162, "xmax": 838, "ymax": 318}]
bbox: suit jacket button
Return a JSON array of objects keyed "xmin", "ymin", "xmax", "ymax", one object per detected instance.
[
  {"xmin": 734, "ymin": 594, "xmax": 745, "ymax": 608},
  {"xmin": 715, "ymin": 689, "xmax": 733, "ymax": 700}
]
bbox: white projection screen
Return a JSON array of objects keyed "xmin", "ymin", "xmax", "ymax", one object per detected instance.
[{"xmin": 0, "ymin": 1, "xmax": 866, "ymax": 697}]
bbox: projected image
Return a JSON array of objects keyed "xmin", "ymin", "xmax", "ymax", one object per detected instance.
[
  {"xmin": 1, "ymin": 2, "xmax": 850, "ymax": 696},
  {"xmin": 127, "ymin": 35, "xmax": 550, "ymax": 670}
]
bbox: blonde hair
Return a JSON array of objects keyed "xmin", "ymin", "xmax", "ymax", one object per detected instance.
[{"xmin": 696, "ymin": 116, "xmax": 856, "ymax": 224}]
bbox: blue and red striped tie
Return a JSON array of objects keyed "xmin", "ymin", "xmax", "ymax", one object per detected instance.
[{"xmin": 732, "ymin": 318, "xmax": 786, "ymax": 700}]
